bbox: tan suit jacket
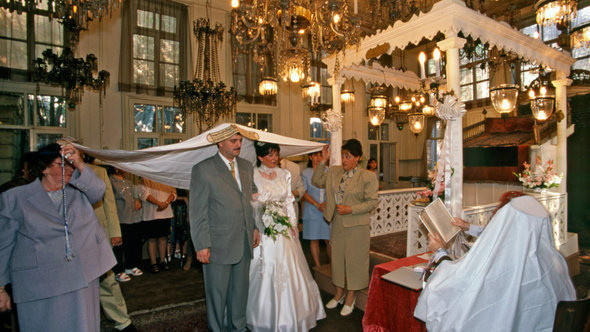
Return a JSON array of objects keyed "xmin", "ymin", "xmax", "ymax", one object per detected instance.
[
  {"xmin": 88, "ymin": 163, "xmax": 121, "ymax": 239},
  {"xmin": 312, "ymin": 163, "xmax": 379, "ymax": 227}
]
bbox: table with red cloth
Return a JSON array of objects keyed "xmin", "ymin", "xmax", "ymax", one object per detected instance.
[{"xmin": 362, "ymin": 254, "xmax": 428, "ymax": 332}]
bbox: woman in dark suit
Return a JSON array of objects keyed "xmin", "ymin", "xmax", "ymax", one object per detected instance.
[
  {"xmin": 312, "ymin": 139, "xmax": 379, "ymax": 316},
  {"xmin": 0, "ymin": 143, "xmax": 115, "ymax": 332}
]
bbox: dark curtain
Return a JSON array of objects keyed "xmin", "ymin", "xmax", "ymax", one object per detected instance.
[{"xmin": 119, "ymin": 0, "xmax": 187, "ymax": 96}]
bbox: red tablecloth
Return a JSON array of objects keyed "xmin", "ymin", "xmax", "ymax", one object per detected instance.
[{"xmin": 362, "ymin": 255, "xmax": 428, "ymax": 332}]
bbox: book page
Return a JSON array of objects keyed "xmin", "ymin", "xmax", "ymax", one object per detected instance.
[{"xmin": 419, "ymin": 198, "xmax": 461, "ymax": 244}]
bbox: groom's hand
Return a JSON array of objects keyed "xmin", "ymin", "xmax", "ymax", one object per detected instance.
[
  {"xmin": 196, "ymin": 248, "xmax": 210, "ymax": 264},
  {"xmin": 253, "ymin": 229, "xmax": 260, "ymax": 248}
]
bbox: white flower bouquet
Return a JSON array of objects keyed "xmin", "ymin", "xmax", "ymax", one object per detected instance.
[{"xmin": 261, "ymin": 200, "xmax": 292, "ymax": 241}]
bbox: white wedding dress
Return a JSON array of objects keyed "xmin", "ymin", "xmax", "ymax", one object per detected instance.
[{"xmin": 247, "ymin": 166, "xmax": 326, "ymax": 332}]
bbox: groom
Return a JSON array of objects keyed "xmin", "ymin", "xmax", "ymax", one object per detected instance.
[{"xmin": 190, "ymin": 125, "xmax": 260, "ymax": 332}]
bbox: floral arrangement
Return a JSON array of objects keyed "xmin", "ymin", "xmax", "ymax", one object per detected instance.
[
  {"xmin": 261, "ymin": 200, "xmax": 292, "ymax": 241},
  {"xmin": 513, "ymin": 157, "xmax": 562, "ymax": 190},
  {"xmin": 418, "ymin": 164, "xmax": 452, "ymax": 201}
]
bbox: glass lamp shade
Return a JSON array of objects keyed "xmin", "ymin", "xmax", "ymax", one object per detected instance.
[
  {"xmin": 258, "ymin": 77, "xmax": 278, "ymax": 95},
  {"xmin": 278, "ymin": 48, "xmax": 309, "ymax": 83},
  {"xmin": 531, "ymin": 96, "xmax": 555, "ymax": 121},
  {"xmin": 302, "ymin": 82, "xmax": 321, "ymax": 104},
  {"xmin": 370, "ymin": 94, "xmax": 388, "ymax": 108},
  {"xmin": 408, "ymin": 113, "xmax": 425, "ymax": 134},
  {"xmin": 368, "ymin": 106, "xmax": 385, "ymax": 126},
  {"xmin": 422, "ymin": 105, "xmax": 435, "ymax": 116},
  {"xmin": 490, "ymin": 84, "xmax": 519, "ymax": 114},
  {"xmin": 399, "ymin": 101, "xmax": 413, "ymax": 112},
  {"xmin": 340, "ymin": 89, "xmax": 355, "ymax": 104}
]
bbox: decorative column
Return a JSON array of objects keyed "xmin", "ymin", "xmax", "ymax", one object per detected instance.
[
  {"xmin": 325, "ymin": 76, "xmax": 345, "ymax": 166},
  {"xmin": 552, "ymin": 74, "xmax": 571, "ymax": 194},
  {"xmin": 437, "ymin": 35, "xmax": 466, "ymax": 216}
]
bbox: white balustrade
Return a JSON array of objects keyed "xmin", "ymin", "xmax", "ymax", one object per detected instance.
[{"xmin": 369, "ymin": 188, "xmax": 423, "ymax": 237}]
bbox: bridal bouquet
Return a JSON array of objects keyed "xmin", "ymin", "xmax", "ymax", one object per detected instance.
[
  {"xmin": 262, "ymin": 200, "xmax": 292, "ymax": 241},
  {"xmin": 513, "ymin": 157, "xmax": 562, "ymax": 190}
]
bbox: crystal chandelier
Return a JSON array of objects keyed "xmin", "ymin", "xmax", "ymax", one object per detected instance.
[
  {"xmin": 230, "ymin": 0, "xmax": 363, "ymax": 89},
  {"xmin": 173, "ymin": 13, "xmax": 236, "ymax": 132},
  {"xmin": 1, "ymin": 0, "xmax": 121, "ymax": 27},
  {"xmin": 535, "ymin": 0, "xmax": 578, "ymax": 27},
  {"xmin": 571, "ymin": 22, "xmax": 590, "ymax": 48}
]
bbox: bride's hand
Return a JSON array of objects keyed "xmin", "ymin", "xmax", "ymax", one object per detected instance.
[{"xmin": 289, "ymin": 226, "xmax": 298, "ymax": 239}]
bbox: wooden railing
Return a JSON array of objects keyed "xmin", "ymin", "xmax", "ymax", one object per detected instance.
[{"xmin": 463, "ymin": 119, "xmax": 486, "ymax": 141}]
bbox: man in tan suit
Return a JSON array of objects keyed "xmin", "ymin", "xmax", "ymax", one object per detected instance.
[{"xmin": 87, "ymin": 161, "xmax": 137, "ymax": 332}]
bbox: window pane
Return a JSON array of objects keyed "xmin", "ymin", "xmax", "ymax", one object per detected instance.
[
  {"xmin": 0, "ymin": 92, "xmax": 25, "ymax": 125},
  {"xmin": 521, "ymin": 71, "xmax": 537, "ymax": 88},
  {"xmin": 427, "ymin": 59, "xmax": 436, "ymax": 76},
  {"xmin": 460, "ymin": 85, "xmax": 473, "ymax": 102},
  {"xmin": 257, "ymin": 113, "xmax": 272, "ymax": 132},
  {"xmin": 476, "ymin": 81, "xmax": 489, "ymax": 99},
  {"xmin": 34, "ymin": 15, "xmax": 63, "ymax": 46},
  {"xmin": 137, "ymin": 10, "xmax": 153, "ymax": 29},
  {"xmin": 36, "ymin": 133, "xmax": 62, "ymax": 149},
  {"xmin": 133, "ymin": 59, "xmax": 155, "ymax": 85},
  {"xmin": 133, "ymin": 34, "xmax": 154, "ymax": 60},
  {"xmin": 475, "ymin": 65, "xmax": 488, "ymax": 81},
  {"xmin": 0, "ymin": 128, "xmax": 29, "ymax": 185},
  {"xmin": 137, "ymin": 138, "xmax": 158, "ymax": 149},
  {"xmin": 34, "ymin": 45, "xmax": 62, "ymax": 62},
  {"xmin": 36, "ymin": 95, "xmax": 66, "ymax": 127},
  {"xmin": 0, "ymin": 39, "xmax": 27, "ymax": 69},
  {"xmin": 163, "ymin": 106, "xmax": 184, "ymax": 133},
  {"xmin": 368, "ymin": 123, "xmax": 378, "ymax": 140},
  {"xmin": 164, "ymin": 138, "xmax": 181, "ymax": 145},
  {"xmin": 573, "ymin": 58, "xmax": 590, "ymax": 71},
  {"xmin": 235, "ymin": 112, "xmax": 254, "ymax": 127},
  {"xmin": 520, "ymin": 25, "xmax": 538, "ymax": 38},
  {"xmin": 572, "ymin": 46, "xmax": 590, "ymax": 58},
  {"xmin": 134, "ymin": 104, "xmax": 157, "ymax": 132},
  {"xmin": 310, "ymin": 117, "xmax": 323, "ymax": 138},
  {"xmin": 542, "ymin": 24, "xmax": 559, "ymax": 42},
  {"xmin": 380, "ymin": 123, "xmax": 389, "ymax": 141},
  {"xmin": 159, "ymin": 63, "xmax": 178, "ymax": 88},
  {"xmin": 161, "ymin": 15, "xmax": 176, "ymax": 33},
  {"xmin": 160, "ymin": 39, "xmax": 179, "ymax": 63},
  {"xmin": 460, "ymin": 68, "xmax": 473, "ymax": 84},
  {"xmin": 0, "ymin": 9, "xmax": 27, "ymax": 39}
]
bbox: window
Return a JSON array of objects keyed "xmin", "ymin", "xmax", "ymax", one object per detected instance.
[
  {"xmin": 0, "ymin": 5, "xmax": 64, "ymax": 78},
  {"xmin": 571, "ymin": 6, "xmax": 590, "ymax": 71},
  {"xmin": 426, "ymin": 118, "xmax": 444, "ymax": 171},
  {"xmin": 309, "ymin": 117, "xmax": 330, "ymax": 140},
  {"xmin": 235, "ymin": 112, "xmax": 272, "ymax": 132},
  {"xmin": 133, "ymin": 102, "xmax": 186, "ymax": 148},
  {"xmin": 119, "ymin": 0, "xmax": 187, "ymax": 96},
  {"xmin": 231, "ymin": 45, "xmax": 277, "ymax": 105},
  {"xmin": 459, "ymin": 43, "xmax": 489, "ymax": 102},
  {"xmin": 0, "ymin": 90, "xmax": 70, "ymax": 184}
]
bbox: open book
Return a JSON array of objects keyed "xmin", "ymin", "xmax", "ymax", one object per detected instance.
[{"xmin": 419, "ymin": 198, "xmax": 461, "ymax": 244}]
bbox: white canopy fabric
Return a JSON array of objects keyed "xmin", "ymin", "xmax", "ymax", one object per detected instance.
[
  {"xmin": 414, "ymin": 195, "xmax": 575, "ymax": 332},
  {"xmin": 74, "ymin": 123, "xmax": 325, "ymax": 189}
]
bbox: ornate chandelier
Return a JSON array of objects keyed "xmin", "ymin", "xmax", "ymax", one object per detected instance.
[
  {"xmin": 535, "ymin": 0, "xmax": 578, "ymax": 27},
  {"xmin": 230, "ymin": 0, "xmax": 363, "ymax": 91},
  {"xmin": 173, "ymin": 14, "xmax": 237, "ymax": 132},
  {"xmin": 1, "ymin": 0, "xmax": 121, "ymax": 27}
]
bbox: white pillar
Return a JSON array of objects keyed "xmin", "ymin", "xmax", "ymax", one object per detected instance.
[
  {"xmin": 328, "ymin": 76, "xmax": 345, "ymax": 166},
  {"xmin": 437, "ymin": 35, "xmax": 466, "ymax": 216},
  {"xmin": 552, "ymin": 74, "xmax": 572, "ymax": 194}
]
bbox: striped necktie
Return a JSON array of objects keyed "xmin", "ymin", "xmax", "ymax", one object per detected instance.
[{"xmin": 229, "ymin": 160, "xmax": 236, "ymax": 181}]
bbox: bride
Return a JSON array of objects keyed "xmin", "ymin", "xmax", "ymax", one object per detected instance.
[{"xmin": 247, "ymin": 142, "xmax": 326, "ymax": 332}]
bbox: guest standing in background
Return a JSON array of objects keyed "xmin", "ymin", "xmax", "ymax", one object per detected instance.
[
  {"xmin": 0, "ymin": 143, "xmax": 115, "ymax": 332},
  {"xmin": 140, "ymin": 178, "xmax": 176, "ymax": 273},
  {"xmin": 108, "ymin": 167, "xmax": 143, "ymax": 278},
  {"xmin": 301, "ymin": 151, "xmax": 331, "ymax": 268},
  {"xmin": 312, "ymin": 139, "xmax": 379, "ymax": 316},
  {"xmin": 366, "ymin": 158, "xmax": 381, "ymax": 190}
]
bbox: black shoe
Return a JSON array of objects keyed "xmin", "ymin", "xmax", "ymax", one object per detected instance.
[
  {"xmin": 115, "ymin": 323, "xmax": 138, "ymax": 332},
  {"xmin": 150, "ymin": 264, "xmax": 159, "ymax": 273},
  {"xmin": 159, "ymin": 262, "xmax": 170, "ymax": 271}
]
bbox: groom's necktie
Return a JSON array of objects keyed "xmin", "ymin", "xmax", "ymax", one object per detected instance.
[{"xmin": 229, "ymin": 161, "xmax": 237, "ymax": 181}]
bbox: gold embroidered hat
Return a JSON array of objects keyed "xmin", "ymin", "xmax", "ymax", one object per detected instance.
[{"xmin": 206, "ymin": 124, "xmax": 259, "ymax": 144}]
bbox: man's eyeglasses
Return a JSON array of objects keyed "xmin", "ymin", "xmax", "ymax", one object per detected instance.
[{"xmin": 51, "ymin": 162, "xmax": 74, "ymax": 168}]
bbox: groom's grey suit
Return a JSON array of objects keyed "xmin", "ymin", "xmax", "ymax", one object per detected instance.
[{"xmin": 190, "ymin": 153, "xmax": 256, "ymax": 332}]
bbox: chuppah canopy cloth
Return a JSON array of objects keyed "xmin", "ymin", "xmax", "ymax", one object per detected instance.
[
  {"xmin": 414, "ymin": 195, "xmax": 576, "ymax": 331},
  {"xmin": 73, "ymin": 123, "xmax": 325, "ymax": 190}
]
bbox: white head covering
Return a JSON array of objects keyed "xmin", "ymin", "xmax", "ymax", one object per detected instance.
[{"xmin": 414, "ymin": 195, "xmax": 576, "ymax": 332}]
